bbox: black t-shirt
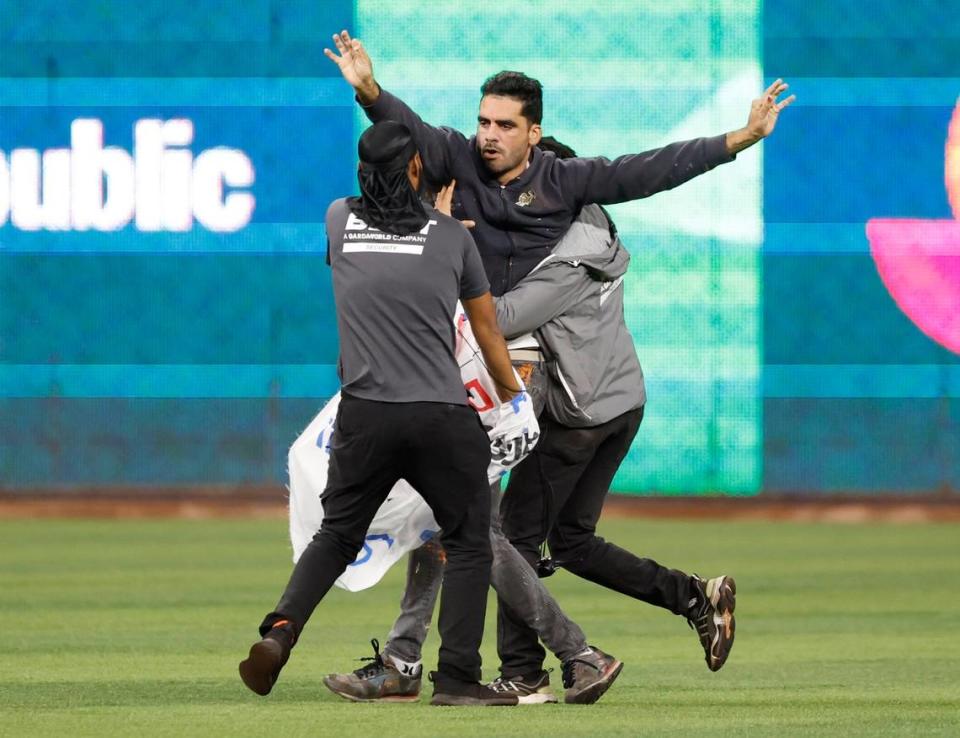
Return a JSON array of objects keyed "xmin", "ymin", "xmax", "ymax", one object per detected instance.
[{"xmin": 326, "ymin": 198, "xmax": 490, "ymax": 404}]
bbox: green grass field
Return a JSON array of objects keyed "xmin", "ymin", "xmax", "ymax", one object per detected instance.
[{"xmin": 2, "ymin": 516, "xmax": 958, "ymax": 737}]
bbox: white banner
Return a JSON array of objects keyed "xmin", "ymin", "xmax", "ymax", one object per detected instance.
[{"xmin": 288, "ymin": 305, "xmax": 539, "ymax": 591}]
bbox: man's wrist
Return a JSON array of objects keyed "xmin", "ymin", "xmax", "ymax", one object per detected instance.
[
  {"xmin": 725, "ymin": 127, "xmax": 763, "ymax": 155},
  {"xmin": 355, "ymin": 81, "xmax": 381, "ymax": 106}
]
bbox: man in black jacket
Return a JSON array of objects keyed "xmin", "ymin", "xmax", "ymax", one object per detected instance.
[{"xmin": 323, "ymin": 30, "xmax": 793, "ymax": 296}]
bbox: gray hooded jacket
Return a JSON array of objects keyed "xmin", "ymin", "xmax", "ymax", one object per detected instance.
[{"xmin": 496, "ymin": 204, "xmax": 644, "ymax": 428}]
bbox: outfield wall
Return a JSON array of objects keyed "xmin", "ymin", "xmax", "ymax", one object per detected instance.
[{"xmin": 1, "ymin": 1, "xmax": 957, "ymax": 495}]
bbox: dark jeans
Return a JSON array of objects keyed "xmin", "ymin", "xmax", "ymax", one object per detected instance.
[
  {"xmin": 382, "ymin": 480, "xmax": 589, "ymax": 670},
  {"xmin": 261, "ymin": 395, "xmax": 493, "ymax": 684},
  {"xmin": 497, "ymin": 405, "xmax": 693, "ymax": 676},
  {"xmin": 379, "ymin": 358, "xmax": 588, "ymax": 672}
]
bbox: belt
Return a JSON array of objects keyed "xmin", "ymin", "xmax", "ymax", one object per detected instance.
[{"xmin": 509, "ymin": 347, "xmax": 545, "ymax": 363}]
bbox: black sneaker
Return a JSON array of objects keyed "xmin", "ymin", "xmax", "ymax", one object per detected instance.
[
  {"xmin": 488, "ymin": 670, "xmax": 558, "ymax": 704},
  {"xmin": 323, "ymin": 638, "xmax": 421, "ymax": 702},
  {"xmin": 238, "ymin": 621, "xmax": 295, "ymax": 696},
  {"xmin": 687, "ymin": 575, "xmax": 736, "ymax": 672},
  {"xmin": 561, "ymin": 647, "xmax": 623, "ymax": 705},
  {"xmin": 429, "ymin": 672, "xmax": 519, "ymax": 706}
]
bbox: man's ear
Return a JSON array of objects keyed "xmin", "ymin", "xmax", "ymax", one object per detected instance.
[
  {"xmin": 529, "ymin": 124, "xmax": 542, "ymax": 147},
  {"xmin": 408, "ymin": 152, "xmax": 423, "ymax": 186}
]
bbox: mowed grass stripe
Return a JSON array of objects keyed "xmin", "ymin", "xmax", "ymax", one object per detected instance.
[{"xmin": 1, "ymin": 518, "xmax": 957, "ymax": 736}]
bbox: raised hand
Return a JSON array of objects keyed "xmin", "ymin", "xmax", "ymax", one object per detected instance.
[
  {"xmin": 323, "ymin": 30, "xmax": 378, "ymax": 103},
  {"xmin": 746, "ymin": 79, "xmax": 796, "ymax": 139},
  {"xmin": 435, "ymin": 180, "xmax": 476, "ymax": 228}
]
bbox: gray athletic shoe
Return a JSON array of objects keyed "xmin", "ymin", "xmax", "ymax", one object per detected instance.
[
  {"xmin": 488, "ymin": 670, "xmax": 558, "ymax": 704},
  {"xmin": 561, "ymin": 647, "xmax": 623, "ymax": 705},
  {"xmin": 323, "ymin": 639, "xmax": 421, "ymax": 702},
  {"xmin": 688, "ymin": 574, "xmax": 737, "ymax": 672}
]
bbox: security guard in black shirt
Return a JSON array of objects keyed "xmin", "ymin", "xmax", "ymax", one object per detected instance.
[{"xmin": 239, "ymin": 120, "xmax": 522, "ymax": 706}]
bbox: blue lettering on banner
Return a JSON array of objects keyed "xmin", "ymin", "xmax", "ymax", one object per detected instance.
[
  {"xmin": 348, "ymin": 533, "xmax": 395, "ymax": 567},
  {"xmin": 509, "ymin": 391, "xmax": 527, "ymax": 414},
  {"xmin": 316, "ymin": 423, "xmax": 334, "ymax": 454}
]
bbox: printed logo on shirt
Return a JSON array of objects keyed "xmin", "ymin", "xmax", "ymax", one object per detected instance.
[
  {"xmin": 516, "ymin": 190, "xmax": 536, "ymax": 207},
  {"xmin": 342, "ymin": 211, "xmax": 437, "ymax": 256}
]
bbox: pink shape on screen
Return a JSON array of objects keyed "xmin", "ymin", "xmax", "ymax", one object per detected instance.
[{"xmin": 865, "ymin": 219, "xmax": 960, "ymax": 355}]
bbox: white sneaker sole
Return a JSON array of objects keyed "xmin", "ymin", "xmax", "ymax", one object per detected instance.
[{"xmin": 517, "ymin": 691, "xmax": 559, "ymax": 705}]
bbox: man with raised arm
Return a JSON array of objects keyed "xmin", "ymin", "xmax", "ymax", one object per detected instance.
[
  {"xmin": 324, "ymin": 30, "xmax": 793, "ymax": 297},
  {"xmin": 322, "ymin": 30, "xmax": 794, "ymax": 699}
]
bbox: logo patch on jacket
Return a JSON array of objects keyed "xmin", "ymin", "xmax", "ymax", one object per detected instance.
[{"xmin": 516, "ymin": 190, "xmax": 536, "ymax": 207}]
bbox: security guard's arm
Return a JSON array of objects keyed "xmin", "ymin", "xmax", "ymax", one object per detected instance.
[
  {"xmin": 494, "ymin": 258, "xmax": 593, "ymax": 339},
  {"xmin": 462, "ymin": 292, "xmax": 522, "ymax": 403}
]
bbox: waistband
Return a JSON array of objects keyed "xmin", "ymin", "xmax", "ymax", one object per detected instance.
[{"xmin": 508, "ymin": 347, "xmax": 545, "ymax": 363}]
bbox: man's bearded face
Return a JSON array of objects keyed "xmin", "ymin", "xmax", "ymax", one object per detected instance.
[{"xmin": 476, "ymin": 95, "xmax": 541, "ymax": 180}]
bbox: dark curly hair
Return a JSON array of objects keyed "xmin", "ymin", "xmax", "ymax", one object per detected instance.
[
  {"xmin": 480, "ymin": 71, "xmax": 543, "ymax": 125},
  {"xmin": 537, "ymin": 135, "xmax": 577, "ymax": 159}
]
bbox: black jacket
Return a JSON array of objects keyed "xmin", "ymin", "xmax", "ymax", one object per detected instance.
[{"xmin": 363, "ymin": 87, "xmax": 735, "ymax": 295}]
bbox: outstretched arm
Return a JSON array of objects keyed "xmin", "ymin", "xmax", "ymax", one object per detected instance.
[
  {"xmin": 562, "ymin": 79, "xmax": 797, "ymax": 210},
  {"xmin": 323, "ymin": 31, "xmax": 467, "ymax": 182},
  {"xmin": 324, "ymin": 30, "xmax": 460, "ymax": 183}
]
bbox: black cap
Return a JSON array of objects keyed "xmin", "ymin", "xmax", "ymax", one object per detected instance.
[{"xmin": 358, "ymin": 120, "xmax": 418, "ymax": 172}]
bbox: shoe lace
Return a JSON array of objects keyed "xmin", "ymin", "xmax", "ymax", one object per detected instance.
[
  {"xmin": 687, "ymin": 612, "xmax": 712, "ymax": 645},
  {"xmin": 685, "ymin": 575, "xmax": 711, "ymax": 641},
  {"xmin": 561, "ymin": 657, "xmax": 596, "ymax": 690},
  {"xmin": 351, "ymin": 638, "xmax": 389, "ymax": 679},
  {"xmin": 489, "ymin": 668, "xmax": 551, "ymax": 693},
  {"xmin": 489, "ymin": 676, "xmax": 522, "ymax": 694}
]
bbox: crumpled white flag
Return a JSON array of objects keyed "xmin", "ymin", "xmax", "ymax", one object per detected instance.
[{"xmin": 288, "ymin": 304, "xmax": 539, "ymax": 591}]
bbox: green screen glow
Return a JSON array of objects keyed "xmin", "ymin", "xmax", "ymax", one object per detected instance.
[{"xmin": 358, "ymin": 0, "xmax": 762, "ymax": 494}]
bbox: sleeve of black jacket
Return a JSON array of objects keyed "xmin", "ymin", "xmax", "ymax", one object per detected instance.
[
  {"xmin": 359, "ymin": 87, "xmax": 463, "ymax": 187},
  {"xmin": 558, "ymin": 134, "xmax": 735, "ymax": 210}
]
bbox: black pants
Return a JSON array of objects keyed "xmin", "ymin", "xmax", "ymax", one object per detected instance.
[
  {"xmin": 497, "ymin": 405, "xmax": 693, "ymax": 676},
  {"xmin": 261, "ymin": 395, "xmax": 493, "ymax": 684}
]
